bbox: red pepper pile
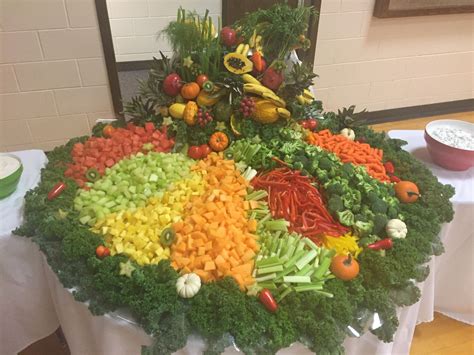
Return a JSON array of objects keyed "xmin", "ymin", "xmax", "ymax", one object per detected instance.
[
  {"xmin": 65, "ymin": 123, "xmax": 174, "ymax": 187},
  {"xmin": 252, "ymin": 168, "xmax": 349, "ymax": 243}
]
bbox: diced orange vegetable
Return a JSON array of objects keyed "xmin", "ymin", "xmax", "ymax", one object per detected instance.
[{"xmin": 170, "ymin": 153, "xmax": 259, "ymax": 289}]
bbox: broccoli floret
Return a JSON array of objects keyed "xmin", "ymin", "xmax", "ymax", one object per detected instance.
[
  {"xmin": 326, "ymin": 182, "xmax": 344, "ymax": 195},
  {"xmin": 373, "ymin": 214, "xmax": 388, "ymax": 235},
  {"xmin": 337, "ymin": 210, "xmax": 355, "ymax": 227},
  {"xmin": 354, "ymin": 220, "xmax": 374, "ymax": 237},
  {"xmin": 328, "ymin": 195, "xmax": 344, "ymax": 213},
  {"xmin": 387, "ymin": 206, "xmax": 398, "ymax": 219},
  {"xmin": 371, "ymin": 199, "xmax": 388, "ymax": 214},
  {"xmin": 355, "ymin": 214, "xmax": 368, "ymax": 222},
  {"xmin": 319, "ymin": 157, "xmax": 332, "ymax": 170},
  {"xmin": 341, "ymin": 163, "xmax": 354, "ymax": 176},
  {"xmin": 366, "ymin": 191, "xmax": 379, "ymax": 203}
]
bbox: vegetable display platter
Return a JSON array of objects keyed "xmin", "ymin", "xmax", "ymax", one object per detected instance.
[{"xmin": 16, "ymin": 5, "xmax": 455, "ymax": 355}]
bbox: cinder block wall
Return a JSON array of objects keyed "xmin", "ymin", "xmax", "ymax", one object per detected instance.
[
  {"xmin": 313, "ymin": 0, "xmax": 474, "ymax": 112},
  {"xmin": 0, "ymin": 0, "xmax": 114, "ymax": 152},
  {"xmin": 108, "ymin": 0, "xmax": 222, "ymax": 62}
]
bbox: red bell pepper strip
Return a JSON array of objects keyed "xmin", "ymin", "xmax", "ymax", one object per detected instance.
[
  {"xmin": 367, "ymin": 238, "xmax": 393, "ymax": 250},
  {"xmin": 252, "ymin": 51, "xmax": 264, "ymax": 72},
  {"xmin": 47, "ymin": 182, "xmax": 66, "ymax": 200},
  {"xmin": 259, "ymin": 288, "xmax": 278, "ymax": 312}
]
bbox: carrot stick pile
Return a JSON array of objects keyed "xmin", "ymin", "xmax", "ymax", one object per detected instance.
[{"xmin": 307, "ymin": 129, "xmax": 390, "ymax": 182}]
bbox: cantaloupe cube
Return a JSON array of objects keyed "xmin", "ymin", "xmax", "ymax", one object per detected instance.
[{"xmin": 204, "ymin": 261, "xmax": 216, "ymax": 271}]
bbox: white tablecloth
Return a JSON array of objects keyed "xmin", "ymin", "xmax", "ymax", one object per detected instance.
[
  {"xmin": 1, "ymin": 138, "xmax": 472, "ymax": 354},
  {"xmin": 0, "ymin": 150, "xmax": 60, "ymax": 355},
  {"xmin": 388, "ymin": 130, "xmax": 474, "ymax": 325}
]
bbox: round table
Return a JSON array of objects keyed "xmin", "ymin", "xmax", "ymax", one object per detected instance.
[{"xmin": 1, "ymin": 133, "xmax": 472, "ymax": 354}]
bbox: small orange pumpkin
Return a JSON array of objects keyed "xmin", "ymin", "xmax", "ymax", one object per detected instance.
[
  {"xmin": 209, "ymin": 132, "xmax": 229, "ymax": 152},
  {"xmin": 394, "ymin": 181, "xmax": 420, "ymax": 203},
  {"xmin": 330, "ymin": 254, "xmax": 359, "ymax": 281},
  {"xmin": 181, "ymin": 82, "xmax": 200, "ymax": 100}
]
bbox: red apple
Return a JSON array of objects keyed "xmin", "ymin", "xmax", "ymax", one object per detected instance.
[
  {"xmin": 220, "ymin": 27, "xmax": 237, "ymax": 47},
  {"xmin": 163, "ymin": 73, "xmax": 183, "ymax": 96}
]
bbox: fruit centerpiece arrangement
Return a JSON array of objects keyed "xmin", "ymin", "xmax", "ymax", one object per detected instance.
[{"xmin": 16, "ymin": 4, "xmax": 455, "ymax": 355}]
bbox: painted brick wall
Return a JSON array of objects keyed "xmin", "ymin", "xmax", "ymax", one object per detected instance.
[
  {"xmin": 0, "ymin": 0, "xmax": 115, "ymax": 152},
  {"xmin": 108, "ymin": 0, "xmax": 222, "ymax": 62},
  {"xmin": 313, "ymin": 0, "xmax": 474, "ymax": 112}
]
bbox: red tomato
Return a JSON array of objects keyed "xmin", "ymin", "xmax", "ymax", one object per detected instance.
[
  {"xmin": 188, "ymin": 146, "xmax": 202, "ymax": 159},
  {"xmin": 196, "ymin": 74, "xmax": 209, "ymax": 88},
  {"xmin": 199, "ymin": 144, "xmax": 212, "ymax": 158}
]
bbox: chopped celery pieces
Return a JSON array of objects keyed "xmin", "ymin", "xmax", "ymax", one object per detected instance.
[
  {"xmin": 254, "ymin": 230, "xmax": 336, "ymax": 299},
  {"xmin": 74, "ymin": 152, "xmax": 197, "ymax": 225}
]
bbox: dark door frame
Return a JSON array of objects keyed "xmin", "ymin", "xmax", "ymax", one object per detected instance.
[{"xmin": 95, "ymin": 0, "xmax": 124, "ymax": 119}]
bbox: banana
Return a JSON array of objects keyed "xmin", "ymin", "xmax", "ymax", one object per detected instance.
[
  {"xmin": 241, "ymin": 74, "xmax": 261, "ymax": 85},
  {"xmin": 241, "ymin": 44, "xmax": 250, "ymax": 56},
  {"xmin": 303, "ymin": 89, "xmax": 315, "ymax": 100},
  {"xmin": 276, "ymin": 107, "xmax": 291, "ymax": 119},
  {"xmin": 243, "ymin": 83, "xmax": 276, "ymax": 97},
  {"xmin": 296, "ymin": 95, "xmax": 306, "ymax": 105},
  {"xmin": 235, "ymin": 43, "xmax": 244, "ymax": 54},
  {"xmin": 296, "ymin": 94, "xmax": 312, "ymax": 105},
  {"xmin": 244, "ymin": 83, "xmax": 286, "ymax": 108},
  {"xmin": 249, "ymin": 30, "xmax": 257, "ymax": 48},
  {"xmin": 261, "ymin": 92, "xmax": 286, "ymax": 108}
]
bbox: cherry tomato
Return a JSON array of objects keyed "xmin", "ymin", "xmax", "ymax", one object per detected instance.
[
  {"xmin": 196, "ymin": 74, "xmax": 209, "ymax": 88},
  {"xmin": 259, "ymin": 288, "xmax": 278, "ymax": 312},
  {"xmin": 384, "ymin": 161, "xmax": 395, "ymax": 174},
  {"xmin": 187, "ymin": 146, "xmax": 202, "ymax": 159},
  {"xmin": 300, "ymin": 120, "xmax": 309, "ymax": 129},
  {"xmin": 390, "ymin": 175, "xmax": 401, "ymax": 183},
  {"xmin": 307, "ymin": 119, "xmax": 318, "ymax": 130},
  {"xmin": 199, "ymin": 144, "xmax": 212, "ymax": 158},
  {"xmin": 96, "ymin": 245, "xmax": 110, "ymax": 258},
  {"xmin": 103, "ymin": 124, "xmax": 115, "ymax": 137},
  {"xmin": 47, "ymin": 182, "xmax": 66, "ymax": 200}
]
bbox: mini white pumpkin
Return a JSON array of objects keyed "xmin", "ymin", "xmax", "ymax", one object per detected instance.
[
  {"xmin": 340, "ymin": 128, "xmax": 355, "ymax": 141},
  {"xmin": 386, "ymin": 219, "xmax": 407, "ymax": 239},
  {"xmin": 176, "ymin": 273, "xmax": 201, "ymax": 298}
]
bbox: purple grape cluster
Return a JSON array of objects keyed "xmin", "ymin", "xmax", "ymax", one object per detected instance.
[
  {"xmin": 239, "ymin": 96, "xmax": 255, "ymax": 117},
  {"xmin": 197, "ymin": 108, "xmax": 213, "ymax": 127}
]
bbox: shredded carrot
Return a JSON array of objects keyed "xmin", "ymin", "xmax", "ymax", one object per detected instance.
[{"xmin": 307, "ymin": 130, "xmax": 390, "ymax": 182}]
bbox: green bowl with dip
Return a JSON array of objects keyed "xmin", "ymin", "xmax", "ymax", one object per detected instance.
[{"xmin": 0, "ymin": 154, "xmax": 23, "ymax": 199}]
